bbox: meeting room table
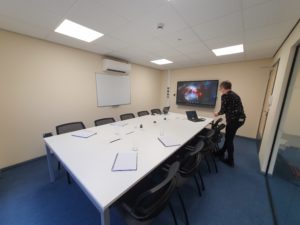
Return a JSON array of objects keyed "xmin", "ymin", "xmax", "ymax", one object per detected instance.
[{"xmin": 44, "ymin": 112, "xmax": 213, "ymax": 225}]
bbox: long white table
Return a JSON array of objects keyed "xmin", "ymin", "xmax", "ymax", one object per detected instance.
[{"xmin": 44, "ymin": 112, "xmax": 212, "ymax": 225}]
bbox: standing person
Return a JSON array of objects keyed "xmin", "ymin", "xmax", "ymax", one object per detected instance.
[{"xmin": 214, "ymin": 81, "xmax": 246, "ymax": 167}]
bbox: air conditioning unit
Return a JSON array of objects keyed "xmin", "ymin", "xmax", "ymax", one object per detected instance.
[{"xmin": 102, "ymin": 59, "xmax": 131, "ymax": 74}]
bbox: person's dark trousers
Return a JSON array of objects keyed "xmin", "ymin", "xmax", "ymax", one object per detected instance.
[{"xmin": 221, "ymin": 121, "xmax": 240, "ymax": 163}]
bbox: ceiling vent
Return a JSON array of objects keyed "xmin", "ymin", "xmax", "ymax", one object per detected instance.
[{"xmin": 102, "ymin": 59, "xmax": 131, "ymax": 74}]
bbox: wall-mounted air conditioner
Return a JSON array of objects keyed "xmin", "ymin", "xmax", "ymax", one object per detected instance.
[{"xmin": 102, "ymin": 59, "xmax": 131, "ymax": 74}]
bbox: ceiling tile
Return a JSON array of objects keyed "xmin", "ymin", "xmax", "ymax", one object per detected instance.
[
  {"xmin": 245, "ymin": 19, "xmax": 295, "ymax": 43},
  {"xmin": 243, "ymin": 0, "xmax": 299, "ymax": 30},
  {"xmin": 101, "ymin": 0, "xmax": 166, "ymax": 22},
  {"xmin": 0, "ymin": 16, "xmax": 49, "ymax": 39},
  {"xmin": 0, "ymin": 0, "xmax": 62, "ymax": 31},
  {"xmin": 203, "ymin": 32, "xmax": 244, "ymax": 49},
  {"xmin": 192, "ymin": 12, "xmax": 243, "ymax": 41},
  {"xmin": 65, "ymin": 0, "xmax": 129, "ymax": 34},
  {"xmin": 171, "ymin": 0, "xmax": 241, "ymax": 26},
  {"xmin": 157, "ymin": 28, "xmax": 201, "ymax": 48},
  {"xmin": 26, "ymin": 0, "xmax": 77, "ymax": 16},
  {"xmin": 217, "ymin": 53, "xmax": 245, "ymax": 64},
  {"xmin": 46, "ymin": 31, "xmax": 113, "ymax": 55},
  {"xmin": 278, "ymin": 0, "xmax": 300, "ymax": 22},
  {"xmin": 244, "ymin": 36, "xmax": 284, "ymax": 58},
  {"xmin": 242, "ymin": 0, "xmax": 270, "ymax": 9},
  {"xmin": 174, "ymin": 41, "xmax": 210, "ymax": 55}
]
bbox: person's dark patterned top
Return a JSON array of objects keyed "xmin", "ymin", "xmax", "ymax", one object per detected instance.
[{"xmin": 218, "ymin": 90, "xmax": 245, "ymax": 123}]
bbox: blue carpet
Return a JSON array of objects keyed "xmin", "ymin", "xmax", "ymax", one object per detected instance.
[
  {"xmin": 267, "ymin": 147, "xmax": 300, "ymax": 225},
  {"xmin": 267, "ymin": 176, "xmax": 300, "ymax": 225},
  {"xmin": 0, "ymin": 137, "xmax": 273, "ymax": 225}
]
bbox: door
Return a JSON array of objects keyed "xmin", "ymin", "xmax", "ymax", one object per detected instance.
[
  {"xmin": 257, "ymin": 61, "xmax": 279, "ymax": 149},
  {"xmin": 266, "ymin": 45, "xmax": 300, "ymax": 225}
]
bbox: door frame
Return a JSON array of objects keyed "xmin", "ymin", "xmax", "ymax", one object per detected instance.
[{"xmin": 256, "ymin": 60, "xmax": 280, "ymax": 150}]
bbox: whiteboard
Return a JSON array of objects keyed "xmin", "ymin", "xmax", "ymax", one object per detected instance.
[{"xmin": 96, "ymin": 73, "xmax": 131, "ymax": 106}]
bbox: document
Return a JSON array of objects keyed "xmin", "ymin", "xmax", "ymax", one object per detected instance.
[
  {"xmin": 158, "ymin": 136, "xmax": 181, "ymax": 147},
  {"xmin": 110, "ymin": 121, "xmax": 128, "ymax": 127},
  {"xmin": 112, "ymin": 152, "xmax": 138, "ymax": 171},
  {"xmin": 71, "ymin": 130, "xmax": 97, "ymax": 138}
]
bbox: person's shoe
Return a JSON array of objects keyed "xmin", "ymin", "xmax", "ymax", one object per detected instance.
[{"xmin": 221, "ymin": 158, "xmax": 234, "ymax": 168}]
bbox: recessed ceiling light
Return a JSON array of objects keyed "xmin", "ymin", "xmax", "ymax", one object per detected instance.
[
  {"xmin": 151, "ymin": 59, "xmax": 173, "ymax": 65},
  {"xmin": 212, "ymin": 44, "xmax": 244, "ymax": 56},
  {"xmin": 55, "ymin": 19, "xmax": 103, "ymax": 43}
]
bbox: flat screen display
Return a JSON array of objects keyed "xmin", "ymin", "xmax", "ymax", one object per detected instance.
[{"xmin": 176, "ymin": 80, "xmax": 219, "ymax": 107}]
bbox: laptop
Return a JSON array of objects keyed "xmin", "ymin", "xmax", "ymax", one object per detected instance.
[
  {"xmin": 163, "ymin": 106, "xmax": 170, "ymax": 114},
  {"xmin": 186, "ymin": 111, "xmax": 206, "ymax": 122}
]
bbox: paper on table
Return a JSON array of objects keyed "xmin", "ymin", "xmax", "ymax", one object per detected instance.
[
  {"xmin": 110, "ymin": 121, "xmax": 128, "ymax": 127},
  {"xmin": 71, "ymin": 130, "xmax": 97, "ymax": 138},
  {"xmin": 112, "ymin": 152, "xmax": 138, "ymax": 171},
  {"xmin": 158, "ymin": 136, "xmax": 181, "ymax": 147}
]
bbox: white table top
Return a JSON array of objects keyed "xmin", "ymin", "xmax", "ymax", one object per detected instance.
[{"xmin": 44, "ymin": 112, "xmax": 212, "ymax": 212}]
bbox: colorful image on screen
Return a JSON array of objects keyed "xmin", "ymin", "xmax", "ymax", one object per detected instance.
[{"xmin": 176, "ymin": 80, "xmax": 219, "ymax": 107}]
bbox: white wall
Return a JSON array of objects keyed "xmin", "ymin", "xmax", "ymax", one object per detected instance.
[
  {"xmin": 0, "ymin": 30, "xmax": 163, "ymax": 168},
  {"xmin": 160, "ymin": 59, "xmax": 272, "ymax": 138},
  {"xmin": 259, "ymin": 21, "xmax": 300, "ymax": 173}
]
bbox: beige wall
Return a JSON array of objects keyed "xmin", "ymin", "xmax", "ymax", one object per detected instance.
[
  {"xmin": 160, "ymin": 59, "xmax": 272, "ymax": 138},
  {"xmin": 259, "ymin": 21, "xmax": 300, "ymax": 173},
  {"xmin": 0, "ymin": 30, "xmax": 162, "ymax": 168}
]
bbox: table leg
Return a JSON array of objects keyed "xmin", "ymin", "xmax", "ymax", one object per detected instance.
[
  {"xmin": 101, "ymin": 208, "xmax": 110, "ymax": 225},
  {"xmin": 45, "ymin": 144, "xmax": 55, "ymax": 182}
]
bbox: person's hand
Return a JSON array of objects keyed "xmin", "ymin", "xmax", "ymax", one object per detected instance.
[{"xmin": 214, "ymin": 112, "xmax": 219, "ymax": 117}]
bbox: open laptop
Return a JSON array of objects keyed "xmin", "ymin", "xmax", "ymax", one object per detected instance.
[
  {"xmin": 163, "ymin": 106, "xmax": 170, "ymax": 114},
  {"xmin": 186, "ymin": 111, "xmax": 206, "ymax": 122}
]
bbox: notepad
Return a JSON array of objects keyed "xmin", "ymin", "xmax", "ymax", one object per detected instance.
[
  {"xmin": 112, "ymin": 152, "xmax": 138, "ymax": 171},
  {"xmin": 158, "ymin": 136, "xmax": 181, "ymax": 147},
  {"xmin": 110, "ymin": 121, "xmax": 128, "ymax": 127},
  {"xmin": 71, "ymin": 130, "xmax": 97, "ymax": 138}
]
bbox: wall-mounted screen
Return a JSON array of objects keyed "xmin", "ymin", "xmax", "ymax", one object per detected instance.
[{"xmin": 176, "ymin": 80, "xmax": 219, "ymax": 107}]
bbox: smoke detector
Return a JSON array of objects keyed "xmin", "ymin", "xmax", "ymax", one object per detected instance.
[{"xmin": 157, "ymin": 23, "xmax": 164, "ymax": 30}]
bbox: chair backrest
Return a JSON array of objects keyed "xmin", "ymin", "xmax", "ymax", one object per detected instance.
[
  {"xmin": 179, "ymin": 140, "xmax": 204, "ymax": 176},
  {"xmin": 120, "ymin": 113, "xmax": 135, "ymax": 121},
  {"xmin": 211, "ymin": 118, "xmax": 223, "ymax": 129},
  {"xmin": 151, "ymin": 108, "xmax": 162, "ymax": 115},
  {"xmin": 56, "ymin": 122, "xmax": 86, "ymax": 135},
  {"xmin": 162, "ymin": 106, "xmax": 170, "ymax": 114},
  {"xmin": 94, "ymin": 117, "xmax": 115, "ymax": 126},
  {"xmin": 43, "ymin": 132, "xmax": 53, "ymax": 138},
  {"xmin": 212, "ymin": 123, "xmax": 226, "ymax": 143},
  {"xmin": 130, "ymin": 161, "xmax": 180, "ymax": 220},
  {"xmin": 137, "ymin": 110, "xmax": 150, "ymax": 117}
]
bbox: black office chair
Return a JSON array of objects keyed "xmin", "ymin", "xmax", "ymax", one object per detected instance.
[
  {"xmin": 120, "ymin": 113, "xmax": 135, "ymax": 121},
  {"xmin": 197, "ymin": 128, "xmax": 218, "ymax": 173},
  {"xmin": 211, "ymin": 118, "xmax": 223, "ymax": 129},
  {"xmin": 162, "ymin": 106, "xmax": 170, "ymax": 114},
  {"xmin": 56, "ymin": 122, "xmax": 86, "ymax": 135},
  {"xmin": 137, "ymin": 110, "xmax": 150, "ymax": 117},
  {"xmin": 151, "ymin": 108, "xmax": 162, "ymax": 115},
  {"xmin": 56, "ymin": 121, "xmax": 86, "ymax": 184},
  {"xmin": 94, "ymin": 117, "xmax": 115, "ymax": 126},
  {"xmin": 212, "ymin": 123, "xmax": 226, "ymax": 152},
  {"xmin": 164, "ymin": 140, "xmax": 205, "ymax": 225},
  {"xmin": 119, "ymin": 161, "xmax": 180, "ymax": 225}
]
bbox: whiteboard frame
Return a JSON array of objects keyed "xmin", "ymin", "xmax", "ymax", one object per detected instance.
[{"xmin": 96, "ymin": 73, "xmax": 131, "ymax": 107}]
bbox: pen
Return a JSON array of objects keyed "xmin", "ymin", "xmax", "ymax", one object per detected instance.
[
  {"xmin": 126, "ymin": 131, "xmax": 134, "ymax": 135},
  {"xmin": 110, "ymin": 138, "xmax": 121, "ymax": 143}
]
